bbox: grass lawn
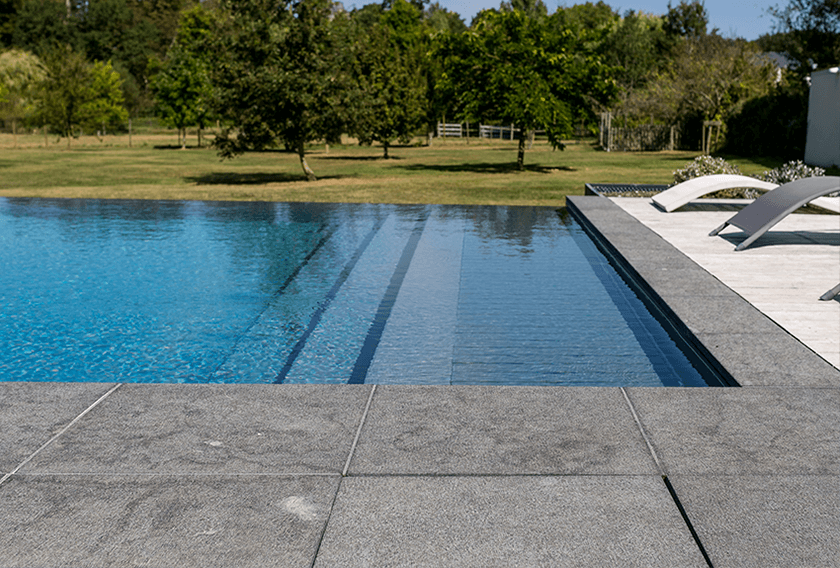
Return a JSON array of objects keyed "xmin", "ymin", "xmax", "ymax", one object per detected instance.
[{"xmin": 0, "ymin": 130, "xmax": 785, "ymax": 206}]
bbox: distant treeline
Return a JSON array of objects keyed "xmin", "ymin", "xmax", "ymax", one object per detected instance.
[{"xmin": 0, "ymin": 0, "xmax": 838, "ymax": 176}]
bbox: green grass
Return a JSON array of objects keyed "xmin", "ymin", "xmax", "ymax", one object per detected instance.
[{"xmin": 0, "ymin": 131, "xmax": 780, "ymax": 206}]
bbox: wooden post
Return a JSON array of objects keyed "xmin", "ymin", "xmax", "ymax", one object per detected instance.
[{"xmin": 465, "ymin": 121, "xmax": 469, "ymax": 144}]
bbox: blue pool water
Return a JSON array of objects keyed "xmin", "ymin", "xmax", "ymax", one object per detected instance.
[{"xmin": 0, "ymin": 198, "xmax": 710, "ymax": 386}]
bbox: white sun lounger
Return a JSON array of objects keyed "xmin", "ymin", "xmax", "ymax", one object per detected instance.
[
  {"xmin": 709, "ymin": 176, "xmax": 840, "ymax": 251},
  {"xmin": 651, "ymin": 175, "xmax": 778, "ymax": 212},
  {"xmin": 651, "ymin": 174, "xmax": 840, "ymax": 213}
]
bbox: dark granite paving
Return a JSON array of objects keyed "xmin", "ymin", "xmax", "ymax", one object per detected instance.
[{"xmin": 1, "ymin": 197, "xmax": 837, "ymax": 567}]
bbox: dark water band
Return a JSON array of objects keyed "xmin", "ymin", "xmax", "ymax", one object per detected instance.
[
  {"xmin": 348, "ymin": 210, "xmax": 429, "ymax": 384},
  {"xmin": 274, "ymin": 217, "xmax": 387, "ymax": 383}
]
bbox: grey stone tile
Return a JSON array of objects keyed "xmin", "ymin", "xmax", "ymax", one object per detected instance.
[
  {"xmin": 615, "ymin": 250, "xmax": 711, "ymax": 272},
  {"xmin": 669, "ymin": 475, "xmax": 840, "ymax": 568},
  {"xmin": 0, "ymin": 382, "xmax": 117, "ymax": 473},
  {"xmin": 314, "ymin": 476, "xmax": 707, "ymax": 568},
  {"xmin": 567, "ymin": 195, "xmax": 620, "ymax": 211},
  {"xmin": 627, "ymin": 388, "xmax": 840, "ymax": 475},
  {"xmin": 625, "ymin": 266, "xmax": 733, "ymax": 298},
  {"xmin": 22, "ymin": 384, "xmax": 371, "ymax": 475},
  {"xmin": 694, "ymin": 332, "xmax": 840, "ymax": 386},
  {"xmin": 349, "ymin": 386, "xmax": 657, "ymax": 475},
  {"xmin": 658, "ymin": 293, "xmax": 781, "ymax": 335},
  {"xmin": 0, "ymin": 474, "xmax": 338, "ymax": 568}
]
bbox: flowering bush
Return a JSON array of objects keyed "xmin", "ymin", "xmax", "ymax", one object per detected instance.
[
  {"xmin": 758, "ymin": 160, "xmax": 825, "ymax": 185},
  {"xmin": 671, "ymin": 156, "xmax": 742, "ymax": 186}
]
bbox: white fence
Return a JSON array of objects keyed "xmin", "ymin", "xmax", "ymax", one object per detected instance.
[
  {"xmin": 437, "ymin": 123, "xmax": 463, "ymax": 137},
  {"xmin": 479, "ymin": 124, "xmax": 520, "ymax": 140},
  {"xmin": 436, "ymin": 122, "xmax": 526, "ymax": 141}
]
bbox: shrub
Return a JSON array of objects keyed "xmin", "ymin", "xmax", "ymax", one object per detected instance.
[
  {"xmin": 671, "ymin": 156, "xmax": 741, "ymax": 185},
  {"xmin": 758, "ymin": 160, "xmax": 825, "ymax": 184}
]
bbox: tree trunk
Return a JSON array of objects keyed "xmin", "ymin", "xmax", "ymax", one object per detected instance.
[
  {"xmin": 198, "ymin": 127, "xmax": 202, "ymax": 148},
  {"xmin": 181, "ymin": 128, "xmax": 186, "ymax": 150},
  {"xmin": 383, "ymin": 141, "xmax": 389, "ymax": 159},
  {"xmin": 298, "ymin": 143, "xmax": 317, "ymax": 181},
  {"xmin": 12, "ymin": 119, "xmax": 17, "ymax": 148},
  {"xmin": 517, "ymin": 128, "xmax": 526, "ymax": 171},
  {"xmin": 129, "ymin": 118, "xmax": 132, "ymax": 148}
]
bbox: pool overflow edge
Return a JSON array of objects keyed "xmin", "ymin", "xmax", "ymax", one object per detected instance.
[{"xmin": 566, "ymin": 196, "xmax": 738, "ymax": 387}]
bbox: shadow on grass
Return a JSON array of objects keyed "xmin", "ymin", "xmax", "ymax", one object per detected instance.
[
  {"xmin": 315, "ymin": 155, "xmax": 404, "ymax": 161},
  {"xmin": 395, "ymin": 162, "xmax": 576, "ymax": 174},
  {"xmin": 186, "ymin": 172, "xmax": 343, "ymax": 185}
]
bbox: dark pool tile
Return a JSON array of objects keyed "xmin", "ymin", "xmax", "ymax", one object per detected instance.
[
  {"xmin": 349, "ymin": 386, "xmax": 657, "ymax": 475},
  {"xmin": 314, "ymin": 476, "xmax": 707, "ymax": 568},
  {"xmin": 668, "ymin": 475, "xmax": 840, "ymax": 568},
  {"xmin": 20, "ymin": 384, "xmax": 372, "ymax": 475},
  {"xmin": 0, "ymin": 474, "xmax": 339, "ymax": 568},
  {"xmin": 0, "ymin": 382, "xmax": 117, "ymax": 473},
  {"xmin": 626, "ymin": 388, "xmax": 840, "ymax": 475}
]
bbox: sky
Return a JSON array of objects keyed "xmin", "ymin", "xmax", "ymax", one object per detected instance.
[{"xmin": 348, "ymin": 1, "xmax": 779, "ymax": 41}]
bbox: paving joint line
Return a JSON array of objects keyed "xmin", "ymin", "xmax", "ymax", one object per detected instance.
[
  {"xmin": 342, "ymin": 384, "xmax": 376, "ymax": 477},
  {"xmin": 0, "ymin": 383, "xmax": 122, "ymax": 487},
  {"xmin": 620, "ymin": 387, "xmax": 714, "ymax": 568}
]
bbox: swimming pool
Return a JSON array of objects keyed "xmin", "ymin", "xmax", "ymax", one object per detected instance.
[{"xmin": 0, "ymin": 198, "xmax": 713, "ymax": 386}]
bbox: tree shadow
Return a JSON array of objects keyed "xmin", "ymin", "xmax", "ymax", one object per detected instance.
[
  {"xmin": 186, "ymin": 172, "xmax": 343, "ymax": 185},
  {"xmin": 395, "ymin": 163, "xmax": 576, "ymax": 174},
  {"xmin": 315, "ymin": 155, "xmax": 403, "ymax": 161}
]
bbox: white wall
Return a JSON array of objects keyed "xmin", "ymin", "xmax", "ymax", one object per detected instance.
[{"xmin": 805, "ymin": 68, "xmax": 840, "ymax": 168}]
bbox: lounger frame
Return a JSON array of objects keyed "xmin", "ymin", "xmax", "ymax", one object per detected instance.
[
  {"xmin": 652, "ymin": 175, "xmax": 778, "ymax": 212},
  {"xmin": 709, "ymin": 176, "xmax": 840, "ymax": 251}
]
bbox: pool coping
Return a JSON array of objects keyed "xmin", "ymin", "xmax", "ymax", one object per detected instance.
[{"xmin": 567, "ymin": 195, "xmax": 840, "ymax": 388}]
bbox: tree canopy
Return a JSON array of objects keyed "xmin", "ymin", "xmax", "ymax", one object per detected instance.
[
  {"xmin": 435, "ymin": 8, "xmax": 615, "ymax": 169},
  {"xmin": 35, "ymin": 44, "xmax": 128, "ymax": 144},
  {"xmin": 150, "ymin": 4, "xmax": 214, "ymax": 148},
  {"xmin": 350, "ymin": 0, "xmax": 427, "ymax": 158},
  {"xmin": 209, "ymin": 0, "xmax": 355, "ymax": 180}
]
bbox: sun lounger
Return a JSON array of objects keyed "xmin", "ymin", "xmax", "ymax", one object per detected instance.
[
  {"xmin": 709, "ymin": 176, "xmax": 840, "ymax": 251},
  {"xmin": 820, "ymin": 283, "xmax": 840, "ymax": 301},
  {"xmin": 652, "ymin": 175, "xmax": 778, "ymax": 212}
]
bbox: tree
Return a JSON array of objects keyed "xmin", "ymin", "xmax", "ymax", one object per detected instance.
[
  {"xmin": 12, "ymin": 0, "xmax": 78, "ymax": 54},
  {"xmin": 0, "ymin": 0, "xmax": 23, "ymax": 47},
  {"xmin": 664, "ymin": 0, "xmax": 708, "ymax": 38},
  {"xmin": 435, "ymin": 8, "xmax": 615, "ymax": 169},
  {"xmin": 35, "ymin": 45, "xmax": 128, "ymax": 145},
  {"xmin": 209, "ymin": 0, "xmax": 355, "ymax": 181},
  {"xmin": 351, "ymin": 0, "xmax": 427, "ymax": 158},
  {"xmin": 622, "ymin": 33, "xmax": 775, "ymax": 149},
  {"xmin": 0, "ymin": 48, "xmax": 44, "ymax": 141},
  {"xmin": 769, "ymin": 0, "xmax": 840, "ymax": 76},
  {"xmin": 424, "ymin": 2, "xmax": 466, "ymax": 34},
  {"xmin": 151, "ymin": 4, "xmax": 214, "ymax": 148}
]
